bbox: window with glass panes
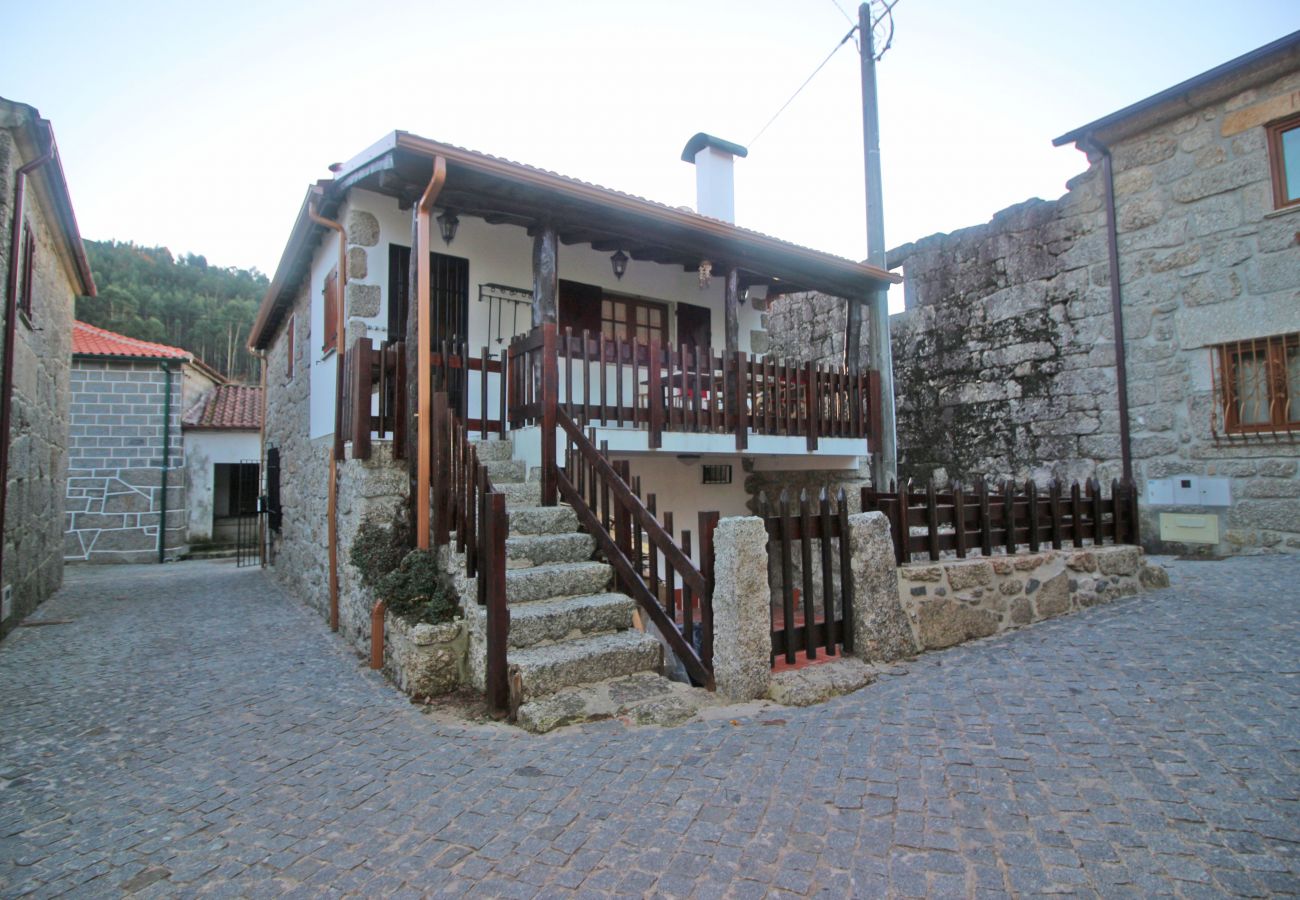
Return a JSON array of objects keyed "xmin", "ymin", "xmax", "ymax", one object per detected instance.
[
  {"xmin": 601, "ymin": 296, "xmax": 667, "ymax": 346},
  {"xmin": 1267, "ymin": 114, "xmax": 1300, "ymax": 210}
]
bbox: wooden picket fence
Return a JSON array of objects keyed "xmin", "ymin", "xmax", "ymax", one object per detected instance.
[{"xmin": 862, "ymin": 478, "xmax": 1141, "ymax": 565}]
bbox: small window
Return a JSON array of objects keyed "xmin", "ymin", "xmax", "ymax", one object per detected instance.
[
  {"xmin": 285, "ymin": 314, "xmax": 295, "ymax": 379},
  {"xmin": 322, "ymin": 267, "xmax": 339, "ymax": 353},
  {"xmin": 18, "ymin": 219, "xmax": 35, "ymax": 322},
  {"xmin": 1267, "ymin": 114, "xmax": 1300, "ymax": 210},
  {"xmin": 1213, "ymin": 333, "xmax": 1300, "ymax": 437},
  {"xmin": 701, "ymin": 464, "xmax": 732, "ymax": 485}
]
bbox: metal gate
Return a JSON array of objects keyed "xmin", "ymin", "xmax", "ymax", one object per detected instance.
[{"xmin": 235, "ymin": 458, "xmax": 267, "ymax": 568}]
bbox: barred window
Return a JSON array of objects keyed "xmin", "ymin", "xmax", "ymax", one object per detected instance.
[{"xmin": 1212, "ymin": 333, "xmax": 1300, "ymax": 438}]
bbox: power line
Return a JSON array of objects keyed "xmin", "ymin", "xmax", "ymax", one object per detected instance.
[
  {"xmin": 748, "ymin": 25, "xmax": 858, "ymax": 148},
  {"xmin": 829, "ymin": 0, "xmax": 855, "ymax": 27}
]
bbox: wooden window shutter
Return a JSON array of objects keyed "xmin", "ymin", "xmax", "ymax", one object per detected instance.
[{"xmin": 322, "ymin": 268, "xmax": 339, "ymax": 351}]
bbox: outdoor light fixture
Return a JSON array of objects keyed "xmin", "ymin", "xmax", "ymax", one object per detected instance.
[
  {"xmin": 610, "ymin": 249, "xmax": 629, "ymax": 280},
  {"xmin": 437, "ymin": 210, "xmax": 460, "ymax": 245},
  {"xmin": 698, "ymin": 259, "xmax": 713, "ymax": 289},
  {"xmin": 739, "ymin": 287, "xmax": 750, "ymax": 306}
]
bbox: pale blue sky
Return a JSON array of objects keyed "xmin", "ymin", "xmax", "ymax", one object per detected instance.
[{"xmin": 3, "ymin": 1, "xmax": 1297, "ymax": 288}]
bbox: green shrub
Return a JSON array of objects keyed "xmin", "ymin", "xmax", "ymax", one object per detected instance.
[
  {"xmin": 349, "ymin": 509, "xmax": 410, "ymax": 590},
  {"xmin": 377, "ymin": 549, "xmax": 458, "ymax": 626}
]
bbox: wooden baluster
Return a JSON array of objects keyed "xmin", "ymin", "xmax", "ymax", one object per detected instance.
[
  {"xmin": 663, "ymin": 510, "xmax": 676, "ymax": 621},
  {"xmin": 799, "ymin": 490, "xmax": 817, "ymax": 659},
  {"xmin": 972, "ymin": 479, "xmax": 989, "ymax": 557},
  {"xmin": 631, "ymin": 339, "xmax": 641, "ymax": 428},
  {"xmin": 632, "ymin": 475, "xmax": 644, "ymax": 576},
  {"xmin": 1027, "ymin": 479, "xmax": 1040, "ymax": 552},
  {"xmin": 805, "ymin": 361, "xmax": 819, "ymax": 452},
  {"xmin": 483, "ymin": 492, "xmax": 509, "ymax": 712},
  {"xmin": 818, "ymin": 489, "xmax": 837, "ymax": 654},
  {"xmin": 1049, "ymin": 479, "xmax": 1063, "ymax": 549},
  {"xmin": 1091, "ymin": 477, "xmax": 1105, "ymax": 545},
  {"xmin": 562, "ymin": 326, "xmax": 574, "ymax": 419},
  {"xmin": 614, "ymin": 461, "xmax": 632, "ymax": 588},
  {"xmin": 680, "ymin": 528, "xmax": 694, "ymax": 652},
  {"xmin": 1111, "ymin": 478, "xmax": 1124, "ymax": 546},
  {"xmin": 586, "ymin": 427, "xmax": 599, "ymax": 514},
  {"xmin": 953, "ymin": 482, "xmax": 967, "ymax": 559},
  {"xmin": 925, "ymin": 480, "xmax": 941, "ymax": 561},
  {"xmin": 540, "ymin": 325, "xmax": 558, "ymax": 507},
  {"xmin": 1070, "ymin": 480, "xmax": 1083, "ymax": 547},
  {"xmin": 598, "ymin": 331, "xmax": 608, "ymax": 424},
  {"xmin": 600, "ymin": 440, "xmax": 611, "ymax": 533},
  {"xmin": 1003, "ymin": 479, "xmax": 1016, "ymax": 554},
  {"xmin": 647, "ymin": 494, "xmax": 660, "ymax": 604},
  {"xmin": 478, "ymin": 345, "xmax": 488, "ymax": 439},
  {"xmin": 835, "ymin": 488, "xmax": 854, "ymax": 654},
  {"xmin": 647, "ymin": 337, "xmax": 663, "ymax": 449},
  {"xmin": 1126, "ymin": 478, "xmax": 1141, "ymax": 546},
  {"xmin": 778, "ymin": 490, "xmax": 797, "ymax": 665},
  {"xmin": 582, "ymin": 329, "xmax": 592, "ymax": 426},
  {"xmin": 693, "ymin": 344, "xmax": 705, "ymax": 433},
  {"xmin": 498, "ymin": 348, "xmax": 508, "ymax": 435},
  {"xmin": 710, "ymin": 350, "xmax": 721, "ymax": 433},
  {"xmin": 698, "ymin": 511, "xmax": 717, "ymax": 670}
]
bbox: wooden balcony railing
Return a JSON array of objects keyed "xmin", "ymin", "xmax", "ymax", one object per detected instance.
[
  {"xmin": 507, "ymin": 324, "xmax": 879, "ymax": 451},
  {"xmin": 340, "ymin": 337, "xmax": 405, "ymax": 460}
]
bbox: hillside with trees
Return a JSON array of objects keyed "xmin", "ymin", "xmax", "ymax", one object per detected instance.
[{"xmin": 75, "ymin": 240, "xmax": 267, "ymax": 383}]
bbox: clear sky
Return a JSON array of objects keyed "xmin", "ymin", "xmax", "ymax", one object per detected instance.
[{"xmin": 3, "ymin": 0, "xmax": 1297, "ymax": 297}]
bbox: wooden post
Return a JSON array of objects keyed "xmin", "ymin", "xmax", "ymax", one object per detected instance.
[
  {"xmin": 431, "ymin": 392, "xmax": 450, "ymax": 545},
  {"xmin": 484, "ymin": 493, "xmax": 509, "ymax": 713},
  {"xmin": 698, "ymin": 511, "xmax": 718, "ymax": 671},
  {"xmin": 541, "ymin": 325, "xmax": 558, "ymax": 507},
  {"xmin": 733, "ymin": 351, "xmax": 748, "ymax": 451},
  {"xmin": 806, "ymin": 360, "xmax": 819, "ymax": 452},
  {"xmin": 415, "ymin": 157, "xmax": 448, "ymax": 551},
  {"xmin": 953, "ymin": 482, "xmax": 967, "ymax": 559},
  {"xmin": 352, "ymin": 338, "xmax": 372, "ymax": 459},
  {"xmin": 531, "ymin": 222, "xmax": 558, "ymax": 327}
]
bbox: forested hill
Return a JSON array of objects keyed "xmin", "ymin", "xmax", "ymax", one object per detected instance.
[{"xmin": 75, "ymin": 240, "xmax": 267, "ymax": 383}]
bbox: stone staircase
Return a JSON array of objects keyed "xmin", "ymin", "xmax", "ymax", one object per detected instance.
[{"xmin": 458, "ymin": 438, "xmax": 712, "ymax": 732}]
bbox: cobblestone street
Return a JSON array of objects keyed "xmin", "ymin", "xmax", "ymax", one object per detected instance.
[{"xmin": 0, "ymin": 555, "xmax": 1297, "ymax": 898}]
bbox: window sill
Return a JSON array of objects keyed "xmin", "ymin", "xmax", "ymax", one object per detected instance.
[{"xmin": 1263, "ymin": 202, "xmax": 1300, "ymax": 221}]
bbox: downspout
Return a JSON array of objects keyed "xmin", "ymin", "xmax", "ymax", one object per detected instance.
[
  {"xmin": 415, "ymin": 157, "xmax": 447, "ymax": 550},
  {"xmin": 307, "ymin": 197, "xmax": 347, "ymax": 632},
  {"xmin": 254, "ymin": 349, "xmax": 267, "ymax": 568},
  {"xmin": 158, "ymin": 361, "xmax": 174, "ymax": 563},
  {"xmin": 1083, "ymin": 137, "xmax": 1134, "ymax": 483},
  {"xmin": 0, "ymin": 123, "xmax": 54, "ymax": 592}
]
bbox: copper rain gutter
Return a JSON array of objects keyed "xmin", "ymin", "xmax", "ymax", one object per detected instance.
[
  {"xmin": 415, "ymin": 156, "xmax": 447, "ymax": 550},
  {"xmin": 0, "ymin": 123, "xmax": 54, "ymax": 595},
  {"xmin": 307, "ymin": 197, "xmax": 347, "ymax": 632}
]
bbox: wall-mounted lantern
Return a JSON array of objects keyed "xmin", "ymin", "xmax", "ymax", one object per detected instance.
[
  {"xmin": 437, "ymin": 210, "xmax": 460, "ymax": 245},
  {"xmin": 610, "ymin": 249, "xmax": 629, "ymax": 280}
]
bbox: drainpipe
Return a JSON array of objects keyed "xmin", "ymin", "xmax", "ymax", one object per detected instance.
[
  {"xmin": 1082, "ymin": 137, "xmax": 1134, "ymax": 484},
  {"xmin": 415, "ymin": 157, "xmax": 447, "ymax": 550},
  {"xmin": 158, "ymin": 361, "xmax": 174, "ymax": 563},
  {"xmin": 254, "ymin": 348, "xmax": 268, "ymax": 568},
  {"xmin": 308, "ymin": 197, "xmax": 347, "ymax": 632},
  {"xmin": 0, "ymin": 122, "xmax": 54, "ymax": 591}
]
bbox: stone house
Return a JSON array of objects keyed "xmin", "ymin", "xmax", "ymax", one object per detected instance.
[
  {"xmin": 65, "ymin": 321, "xmax": 223, "ymax": 563},
  {"xmin": 771, "ymin": 31, "xmax": 1300, "ymax": 556},
  {"xmin": 248, "ymin": 129, "xmax": 896, "ymax": 720},
  {"xmin": 181, "ymin": 383, "xmax": 262, "ymax": 548},
  {"xmin": 0, "ymin": 98, "xmax": 95, "ymax": 638}
]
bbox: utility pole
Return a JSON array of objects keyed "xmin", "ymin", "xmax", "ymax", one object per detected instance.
[{"xmin": 859, "ymin": 1, "xmax": 898, "ymax": 490}]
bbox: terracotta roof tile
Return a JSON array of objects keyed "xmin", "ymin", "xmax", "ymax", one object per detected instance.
[
  {"xmin": 72, "ymin": 320, "xmax": 190, "ymax": 360},
  {"xmin": 182, "ymin": 384, "xmax": 263, "ymax": 431}
]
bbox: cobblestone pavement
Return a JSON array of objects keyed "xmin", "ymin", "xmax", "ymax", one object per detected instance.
[{"xmin": 1, "ymin": 555, "xmax": 1297, "ymax": 898}]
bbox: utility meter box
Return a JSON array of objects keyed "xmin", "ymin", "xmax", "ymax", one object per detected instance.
[
  {"xmin": 1146, "ymin": 476, "xmax": 1231, "ymax": 507},
  {"xmin": 1159, "ymin": 513, "xmax": 1220, "ymax": 544}
]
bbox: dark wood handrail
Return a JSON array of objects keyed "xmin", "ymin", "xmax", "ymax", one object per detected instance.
[{"xmin": 553, "ymin": 406, "xmax": 714, "ymax": 689}]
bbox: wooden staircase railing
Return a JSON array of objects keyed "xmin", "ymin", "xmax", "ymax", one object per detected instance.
[
  {"xmin": 554, "ymin": 407, "xmax": 716, "ymax": 690},
  {"xmin": 430, "ymin": 390, "xmax": 509, "ymax": 711},
  {"xmin": 340, "ymin": 337, "xmax": 405, "ymax": 460}
]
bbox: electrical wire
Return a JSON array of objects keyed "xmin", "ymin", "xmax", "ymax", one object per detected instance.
[{"xmin": 748, "ymin": 25, "xmax": 858, "ymax": 148}]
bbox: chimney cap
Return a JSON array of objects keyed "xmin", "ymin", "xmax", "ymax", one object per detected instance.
[{"xmin": 681, "ymin": 133, "xmax": 749, "ymax": 163}]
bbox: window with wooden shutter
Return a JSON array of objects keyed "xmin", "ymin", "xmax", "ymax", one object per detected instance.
[
  {"xmin": 18, "ymin": 219, "xmax": 35, "ymax": 322},
  {"xmin": 322, "ymin": 267, "xmax": 338, "ymax": 352}
]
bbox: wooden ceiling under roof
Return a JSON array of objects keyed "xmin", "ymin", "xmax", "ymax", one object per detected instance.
[{"xmin": 337, "ymin": 138, "xmax": 897, "ymax": 300}]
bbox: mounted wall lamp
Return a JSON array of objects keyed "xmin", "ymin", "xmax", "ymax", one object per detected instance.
[
  {"xmin": 739, "ymin": 287, "xmax": 750, "ymax": 306},
  {"xmin": 698, "ymin": 259, "xmax": 713, "ymax": 289},
  {"xmin": 610, "ymin": 249, "xmax": 629, "ymax": 280},
  {"xmin": 437, "ymin": 210, "xmax": 460, "ymax": 245}
]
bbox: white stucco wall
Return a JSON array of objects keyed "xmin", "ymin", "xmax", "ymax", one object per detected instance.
[{"xmin": 183, "ymin": 429, "xmax": 261, "ymax": 542}]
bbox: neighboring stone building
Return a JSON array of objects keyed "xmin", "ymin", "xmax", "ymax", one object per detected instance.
[
  {"xmin": 771, "ymin": 32, "xmax": 1300, "ymax": 556},
  {"xmin": 0, "ymin": 98, "xmax": 95, "ymax": 638},
  {"xmin": 66, "ymin": 322, "xmax": 221, "ymax": 563},
  {"xmin": 181, "ymin": 383, "xmax": 262, "ymax": 548}
]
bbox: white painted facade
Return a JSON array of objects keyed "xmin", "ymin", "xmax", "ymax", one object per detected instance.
[{"xmin": 183, "ymin": 429, "xmax": 260, "ymax": 542}]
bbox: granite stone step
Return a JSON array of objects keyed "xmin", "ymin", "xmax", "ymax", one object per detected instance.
[
  {"xmin": 507, "ymin": 505, "xmax": 579, "ymax": 536},
  {"xmin": 482, "ymin": 459, "xmax": 527, "ymax": 484},
  {"xmin": 506, "ymin": 532, "xmax": 595, "ymax": 568},
  {"xmin": 469, "ymin": 438, "xmax": 513, "ymax": 462},
  {"xmin": 505, "ymin": 560, "xmax": 611, "ymax": 604},
  {"xmin": 509, "ymin": 630, "xmax": 662, "ymax": 705},
  {"xmin": 515, "ymin": 671, "xmax": 715, "ymax": 733},
  {"xmin": 498, "ymin": 481, "xmax": 541, "ymax": 507},
  {"xmin": 507, "ymin": 592, "xmax": 636, "ymax": 649}
]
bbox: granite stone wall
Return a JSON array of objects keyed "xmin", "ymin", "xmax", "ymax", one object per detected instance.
[
  {"xmin": 263, "ymin": 284, "xmax": 332, "ymax": 617},
  {"xmin": 0, "ymin": 128, "xmax": 75, "ymax": 634},
  {"xmin": 767, "ymin": 64, "xmax": 1300, "ymax": 556}
]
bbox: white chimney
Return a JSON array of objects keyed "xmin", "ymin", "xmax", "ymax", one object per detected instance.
[{"xmin": 681, "ymin": 133, "xmax": 748, "ymax": 223}]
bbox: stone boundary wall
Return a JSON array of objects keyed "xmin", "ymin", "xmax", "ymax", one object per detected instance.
[
  {"xmin": 65, "ymin": 360, "xmax": 186, "ymax": 564},
  {"xmin": 0, "ymin": 126, "xmax": 75, "ymax": 633},
  {"xmin": 897, "ymin": 545, "xmax": 1169, "ymax": 652}
]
